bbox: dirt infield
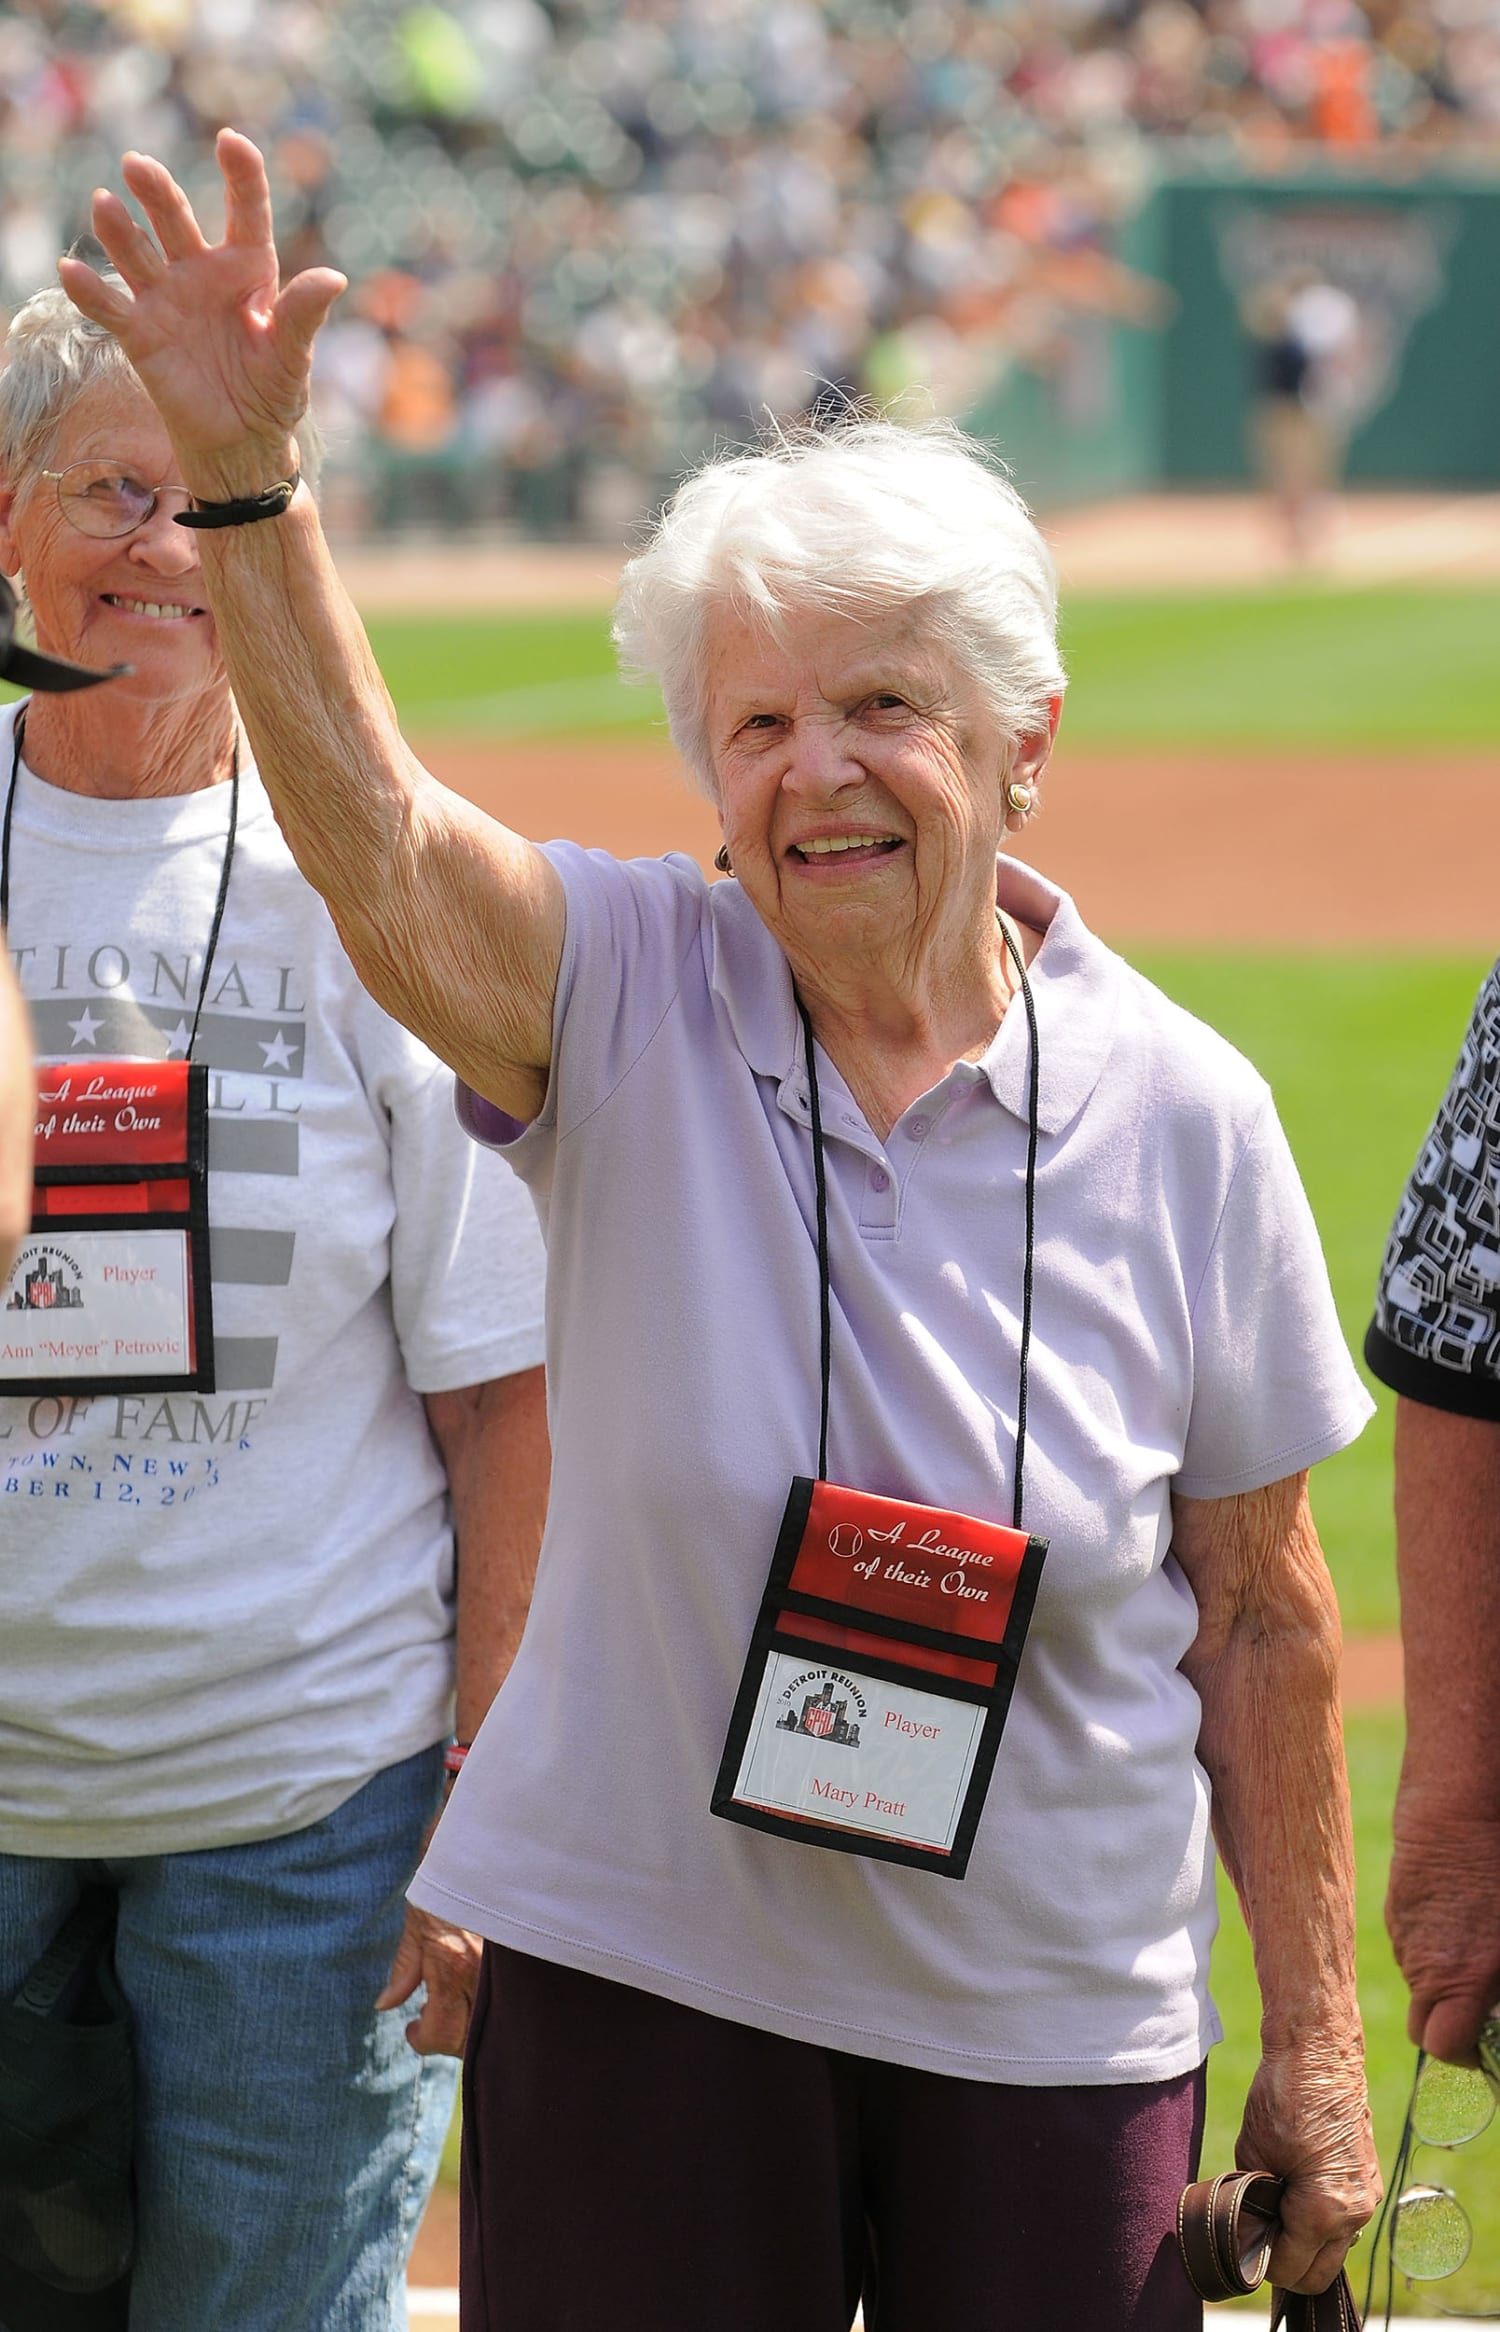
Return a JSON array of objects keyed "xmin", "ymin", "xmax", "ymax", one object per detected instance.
[
  {"xmin": 337, "ymin": 488, "xmax": 1500, "ymax": 613},
  {"xmin": 369, "ymin": 481, "xmax": 1500, "ymax": 945},
  {"xmin": 415, "ymin": 733, "xmax": 1500, "ymax": 950}
]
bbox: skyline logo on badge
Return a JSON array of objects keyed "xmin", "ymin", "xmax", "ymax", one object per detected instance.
[
  {"xmin": 774, "ymin": 1668, "xmax": 866, "ymax": 1749},
  {"xmin": 5, "ymin": 1243, "xmax": 85, "ymax": 1313}
]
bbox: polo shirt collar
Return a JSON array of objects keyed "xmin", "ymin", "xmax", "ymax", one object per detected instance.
[
  {"xmin": 706, "ymin": 856, "xmax": 1122, "ymax": 1138},
  {"xmin": 985, "ymin": 858, "xmax": 1123, "ymax": 1136}
]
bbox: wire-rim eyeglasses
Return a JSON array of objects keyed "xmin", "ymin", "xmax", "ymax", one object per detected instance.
[
  {"xmin": 1365, "ymin": 2026, "xmax": 1500, "ymax": 2322},
  {"xmin": 41, "ymin": 460, "xmax": 194, "ymax": 539}
]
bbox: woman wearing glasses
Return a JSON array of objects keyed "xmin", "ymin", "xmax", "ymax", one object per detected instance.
[{"xmin": 0, "ymin": 281, "xmax": 551, "ymax": 2332}]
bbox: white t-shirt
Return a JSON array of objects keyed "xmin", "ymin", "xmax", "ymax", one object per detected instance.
[
  {"xmin": 0, "ymin": 704, "xmax": 546, "ymax": 1855},
  {"xmin": 413, "ymin": 846, "xmax": 1372, "ymax": 2085}
]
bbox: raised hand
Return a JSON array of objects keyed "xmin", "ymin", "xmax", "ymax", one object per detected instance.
[{"xmin": 58, "ymin": 129, "xmax": 346, "ymax": 497}]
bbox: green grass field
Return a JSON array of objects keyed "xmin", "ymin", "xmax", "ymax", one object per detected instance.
[
  {"xmin": 368, "ymin": 582, "xmax": 1500, "ymax": 749},
  {"xmin": 383, "ymin": 580, "xmax": 1499, "ymax": 2303}
]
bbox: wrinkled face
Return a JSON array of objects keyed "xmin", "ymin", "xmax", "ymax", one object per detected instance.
[
  {"xmin": 0, "ymin": 380, "xmax": 224, "ymax": 711},
  {"xmin": 704, "ymin": 599, "xmax": 1009, "ymax": 970}
]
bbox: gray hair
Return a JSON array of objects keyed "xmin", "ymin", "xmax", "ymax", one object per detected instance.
[
  {"xmin": 0, "ymin": 278, "xmax": 140, "ymax": 484},
  {"xmin": 612, "ymin": 417, "xmax": 1066, "ymax": 799},
  {"xmin": 0, "ymin": 273, "xmax": 323, "ymax": 495}
]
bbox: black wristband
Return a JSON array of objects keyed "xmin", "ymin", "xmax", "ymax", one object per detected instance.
[{"xmin": 176, "ymin": 471, "xmax": 301, "ymax": 530}]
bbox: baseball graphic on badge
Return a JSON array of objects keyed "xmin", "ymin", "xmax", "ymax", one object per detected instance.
[{"xmin": 827, "ymin": 1523, "xmax": 864, "ymax": 1559}]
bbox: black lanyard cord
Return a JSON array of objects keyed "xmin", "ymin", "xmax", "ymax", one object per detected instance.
[
  {"xmin": 799, "ymin": 990, "xmax": 834, "ymax": 1484},
  {"xmin": 2, "ymin": 707, "xmax": 238, "ymax": 1064},
  {"xmin": 1006, "ymin": 915, "xmax": 1041, "ymax": 1531},
  {"xmin": 795, "ymin": 915, "xmax": 1041, "ymax": 1533},
  {"xmin": 187, "ymin": 748, "xmax": 238, "ymax": 1059},
  {"xmin": 0, "ymin": 715, "xmax": 19, "ymax": 935}
]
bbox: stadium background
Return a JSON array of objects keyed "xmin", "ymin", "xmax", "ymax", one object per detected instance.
[{"xmin": 4, "ymin": 0, "xmax": 1500, "ymax": 2316}]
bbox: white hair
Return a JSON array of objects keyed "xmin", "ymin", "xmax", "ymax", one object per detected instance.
[
  {"xmin": 0, "ymin": 280, "xmax": 140, "ymax": 482},
  {"xmin": 613, "ymin": 417, "xmax": 1065, "ymax": 798}
]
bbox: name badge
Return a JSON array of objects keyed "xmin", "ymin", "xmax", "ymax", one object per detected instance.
[
  {"xmin": 0, "ymin": 1060, "xmax": 215, "ymax": 1395},
  {"xmin": 712, "ymin": 1477, "xmax": 1046, "ymax": 1878}
]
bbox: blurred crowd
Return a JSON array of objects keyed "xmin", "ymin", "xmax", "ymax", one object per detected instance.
[{"xmin": 3, "ymin": 0, "xmax": 1497, "ymax": 536}]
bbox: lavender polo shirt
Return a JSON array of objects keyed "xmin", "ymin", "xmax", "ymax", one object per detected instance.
[{"xmin": 412, "ymin": 845, "xmax": 1372, "ymax": 2084}]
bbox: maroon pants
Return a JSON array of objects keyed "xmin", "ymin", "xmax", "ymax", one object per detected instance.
[{"xmin": 460, "ymin": 1944, "xmax": 1206, "ymax": 2332}]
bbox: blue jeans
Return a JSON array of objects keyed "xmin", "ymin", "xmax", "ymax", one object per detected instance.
[{"xmin": 0, "ymin": 1744, "xmax": 457, "ymax": 2332}]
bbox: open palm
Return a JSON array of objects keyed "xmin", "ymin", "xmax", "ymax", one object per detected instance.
[{"xmin": 59, "ymin": 130, "xmax": 346, "ymax": 486}]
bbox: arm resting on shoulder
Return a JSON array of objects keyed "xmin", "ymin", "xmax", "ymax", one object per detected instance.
[
  {"xmin": 1387, "ymin": 1396, "xmax": 1500, "ymax": 2065},
  {"xmin": 379, "ymin": 1365, "xmax": 551, "ymax": 2055},
  {"xmin": 1174, "ymin": 1471, "xmax": 1379, "ymax": 2294}
]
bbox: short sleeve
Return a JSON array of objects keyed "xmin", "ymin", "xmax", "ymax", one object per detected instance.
[
  {"xmin": 1365, "ymin": 962, "xmax": 1500, "ymax": 1421},
  {"xmin": 1178, "ymin": 1097, "xmax": 1374, "ymax": 1499},
  {"xmin": 456, "ymin": 843, "xmax": 712, "ymax": 1166},
  {"xmin": 386, "ymin": 1047, "xmax": 547, "ymax": 1394}
]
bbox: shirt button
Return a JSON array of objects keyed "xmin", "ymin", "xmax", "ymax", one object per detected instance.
[
  {"xmin": 907, "ymin": 1117, "xmax": 930, "ymax": 1140},
  {"xmin": 870, "ymin": 1167, "xmax": 889, "ymax": 1192}
]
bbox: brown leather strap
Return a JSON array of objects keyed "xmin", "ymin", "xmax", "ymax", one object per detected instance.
[
  {"xmin": 1179, "ymin": 2172, "xmax": 1362, "ymax": 2327},
  {"xmin": 1179, "ymin": 2172, "xmax": 1282, "ymax": 2298},
  {"xmin": 1271, "ymin": 2276, "xmax": 1362, "ymax": 2331}
]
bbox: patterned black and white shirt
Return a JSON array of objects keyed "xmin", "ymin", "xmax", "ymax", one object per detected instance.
[{"xmin": 1366, "ymin": 962, "xmax": 1500, "ymax": 1420}]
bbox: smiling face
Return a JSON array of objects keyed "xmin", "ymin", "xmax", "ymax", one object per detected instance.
[
  {"xmin": 0, "ymin": 380, "xmax": 224, "ymax": 713},
  {"xmin": 704, "ymin": 598, "xmax": 1016, "ymax": 983}
]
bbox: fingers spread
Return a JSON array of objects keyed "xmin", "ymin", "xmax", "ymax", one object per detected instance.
[
  {"xmin": 121, "ymin": 151, "xmax": 208, "ymax": 263},
  {"xmin": 218, "ymin": 128, "xmax": 277, "ymax": 252}
]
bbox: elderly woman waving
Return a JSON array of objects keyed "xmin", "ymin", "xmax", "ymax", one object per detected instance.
[{"xmin": 67, "ymin": 134, "xmax": 1379, "ymax": 2331}]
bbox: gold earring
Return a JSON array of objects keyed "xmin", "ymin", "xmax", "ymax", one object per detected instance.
[
  {"xmin": 714, "ymin": 844, "xmax": 733, "ymax": 875},
  {"xmin": 1005, "ymin": 783, "xmax": 1033, "ymax": 818}
]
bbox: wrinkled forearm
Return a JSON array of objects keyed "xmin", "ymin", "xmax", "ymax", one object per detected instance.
[
  {"xmin": 1393, "ymin": 1398, "xmax": 1500, "ymax": 1819},
  {"xmin": 1177, "ymin": 1480, "xmax": 1360, "ymax": 2047},
  {"xmin": 1192, "ymin": 1613, "xmax": 1359, "ymax": 2044},
  {"xmin": 197, "ymin": 486, "xmax": 416, "ymax": 936},
  {"xmin": 1386, "ymin": 1399, "xmax": 1500, "ymax": 2058},
  {"xmin": 190, "ymin": 495, "xmax": 559, "ymax": 1113},
  {"xmin": 425, "ymin": 1367, "xmax": 550, "ymax": 1741},
  {"xmin": 1176, "ymin": 1478, "xmax": 1378, "ymax": 2276}
]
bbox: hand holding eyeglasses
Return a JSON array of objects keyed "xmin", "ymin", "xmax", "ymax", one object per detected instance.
[{"xmin": 1364, "ymin": 2021, "xmax": 1500, "ymax": 2321}]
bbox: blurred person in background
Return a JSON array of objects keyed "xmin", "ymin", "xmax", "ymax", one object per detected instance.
[
  {"xmin": 1244, "ymin": 268, "xmax": 1362, "ymax": 560},
  {"xmin": 66, "ymin": 132, "xmax": 1381, "ymax": 2331},
  {"xmin": 1367, "ymin": 972, "xmax": 1500, "ymax": 2069},
  {"xmin": 0, "ymin": 265, "xmax": 549, "ymax": 2331}
]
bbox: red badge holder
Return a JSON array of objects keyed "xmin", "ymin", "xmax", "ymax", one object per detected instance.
[
  {"xmin": 1, "ymin": 1058, "xmax": 215, "ymax": 1396},
  {"xmin": 1, "ymin": 711, "xmax": 236, "ymax": 1401},
  {"xmin": 713, "ymin": 1476, "xmax": 1046, "ymax": 1876}
]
